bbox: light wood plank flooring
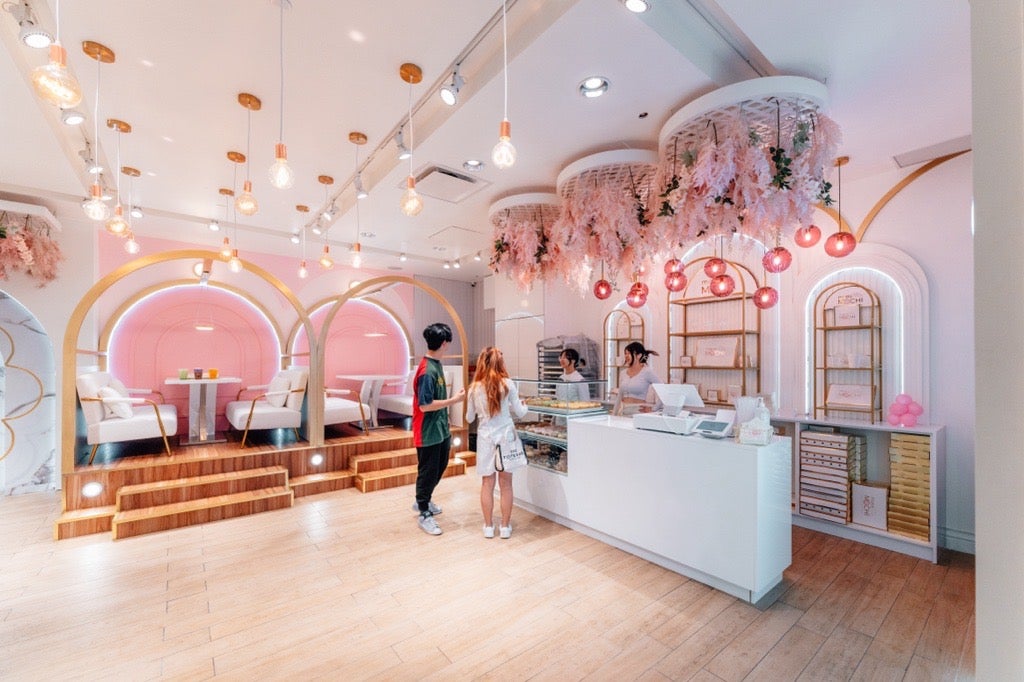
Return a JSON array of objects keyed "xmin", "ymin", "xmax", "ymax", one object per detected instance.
[{"xmin": 0, "ymin": 467, "xmax": 974, "ymax": 680}]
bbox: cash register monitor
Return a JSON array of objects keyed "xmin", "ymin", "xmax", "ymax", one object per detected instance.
[{"xmin": 651, "ymin": 383, "xmax": 705, "ymax": 417}]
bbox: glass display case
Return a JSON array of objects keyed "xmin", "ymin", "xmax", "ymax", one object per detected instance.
[{"xmin": 512, "ymin": 378, "xmax": 608, "ymax": 475}]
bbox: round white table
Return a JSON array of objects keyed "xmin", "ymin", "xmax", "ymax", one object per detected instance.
[{"xmin": 165, "ymin": 377, "xmax": 241, "ymax": 445}]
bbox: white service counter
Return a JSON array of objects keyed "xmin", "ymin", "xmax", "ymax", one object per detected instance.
[{"xmin": 516, "ymin": 415, "xmax": 792, "ymax": 606}]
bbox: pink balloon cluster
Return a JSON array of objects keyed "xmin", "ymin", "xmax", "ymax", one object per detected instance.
[{"xmin": 887, "ymin": 394, "xmax": 924, "ymax": 427}]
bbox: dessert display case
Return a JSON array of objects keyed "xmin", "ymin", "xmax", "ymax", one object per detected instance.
[{"xmin": 513, "ymin": 379, "xmax": 607, "ymax": 475}]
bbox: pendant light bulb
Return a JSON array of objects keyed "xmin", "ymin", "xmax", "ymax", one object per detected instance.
[
  {"xmin": 31, "ymin": 43, "xmax": 82, "ymax": 108},
  {"xmin": 268, "ymin": 143, "xmax": 294, "ymax": 189},
  {"xmin": 235, "ymin": 180, "xmax": 258, "ymax": 216},
  {"xmin": 82, "ymin": 183, "xmax": 110, "ymax": 221},
  {"xmin": 400, "ymin": 176, "xmax": 423, "ymax": 216},
  {"xmin": 351, "ymin": 242, "xmax": 362, "ymax": 269},
  {"xmin": 228, "ymin": 249, "xmax": 243, "ymax": 273},
  {"xmin": 105, "ymin": 204, "xmax": 128, "ymax": 236},
  {"xmin": 319, "ymin": 244, "xmax": 334, "ymax": 269},
  {"xmin": 124, "ymin": 232, "xmax": 140, "ymax": 254},
  {"xmin": 297, "ymin": 259, "xmax": 308, "ymax": 279},
  {"xmin": 220, "ymin": 237, "xmax": 232, "ymax": 259},
  {"xmin": 491, "ymin": 119, "xmax": 516, "ymax": 170}
]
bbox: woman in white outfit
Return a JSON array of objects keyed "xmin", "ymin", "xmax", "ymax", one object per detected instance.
[{"xmin": 466, "ymin": 346, "xmax": 529, "ymax": 539}]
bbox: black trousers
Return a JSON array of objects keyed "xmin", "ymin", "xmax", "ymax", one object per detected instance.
[{"xmin": 415, "ymin": 436, "xmax": 450, "ymax": 512}]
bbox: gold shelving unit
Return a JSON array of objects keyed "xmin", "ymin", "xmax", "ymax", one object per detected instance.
[
  {"xmin": 813, "ymin": 282, "xmax": 883, "ymax": 422},
  {"xmin": 666, "ymin": 257, "xmax": 761, "ymax": 407},
  {"xmin": 603, "ymin": 309, "xmax": 644, "ymax": 393}
]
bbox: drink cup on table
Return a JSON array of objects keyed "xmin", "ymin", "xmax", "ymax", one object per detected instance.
[{"xmin": 193, "ymin": 368, "xmax": 203, "ymax": 380}]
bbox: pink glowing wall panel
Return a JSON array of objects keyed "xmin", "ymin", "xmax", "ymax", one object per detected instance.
[{"xmin": 109, "ymin": 286, "xmax": 279, "ymax": 433}]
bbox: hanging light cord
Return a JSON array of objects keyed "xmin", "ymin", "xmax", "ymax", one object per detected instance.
[
  {"xmin": 54, "ymin": 0, "xmax": 60, "ymax": 43},
  {"xmin": 837, "ymin": 159, "xmax": 842, "ymax": 232},
  {"xmin": 406, "ymin": 80, "xmax": 414, "ymax": 176},
  {"xmin": 245, "ymin": 109, "xmax": 252, "ymax": 181},
  {"xmin": 93, "ymin": 57, "xmax": 100, "ymax": 172},
  {"xmin": 501, "ymin": 0, "xmax": 509, "ymax": 120},
  {"xmin": 114, "ymin": 130, "xmax": 121, "ymax": 200},
  {"xmin": 278, "ymin": 0, "xmax": 284, "ymax": 142}
]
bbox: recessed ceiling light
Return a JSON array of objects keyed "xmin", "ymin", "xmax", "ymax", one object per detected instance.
[
  {"xmin": 463, "ymin": 159, "xmax": 485, "ymax": 172},
  {"xmin": 162, "ymin": 135, "xmax": 174, "ymax": 143},
  {"xmin": 399, "ymin": 253, "xmax": 407, "ymax": 262},
  {"xmin": 579, "ymin": 76, "xmax": 610, "ymax": 98},
  {"xmin": 348, "ymin": 30, "xmax": 365, "ymax": 43},
  {"xmin": 140, "ymin": 58, "xmax": 155, "ymax": 67},
  {"xmin": 623, "ymin": 0, "xmax": 651, "ymax": 12},
  {"xmin": 290, "ymin": 232, "xmax": 300, "ymax": 244}
]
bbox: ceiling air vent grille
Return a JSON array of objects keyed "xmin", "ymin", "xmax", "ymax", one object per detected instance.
[{"xmin": 409, "ymin": 165, "xmax": 488, "ymax": 203}]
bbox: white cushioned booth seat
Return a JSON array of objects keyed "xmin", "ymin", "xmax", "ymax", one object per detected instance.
[
  {"xmin": 76, "ymin": 371, "xmax": 177, "ymax": 463},
  {"xmin": 224, "ymin": 368, "xmax": 308, "ymax": 445},
  {"xmin": 377, "ymin": 371, "xmax": 415, "ymax": 418},
  {"xmin": 323, "ymin": 393, "xmax": 371, "ymax": 429}
]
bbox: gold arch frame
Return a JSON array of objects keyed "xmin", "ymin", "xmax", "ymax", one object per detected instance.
[
  {"xmin": 308, "ymin": 276, "xmax": 468, "ymax": 442},
  {"xmin": 287, "ymin": 294, "xmax": 414, "ymax": 366},
  {"xmin": 97, "ymin": 279, "xmax": 288, "ymax": 361},
  {"xmin": 61, "ymin": 249, "xmax": 314, "ymax": 472}
]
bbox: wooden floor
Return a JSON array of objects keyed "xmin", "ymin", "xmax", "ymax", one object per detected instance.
[{"xmin": 1, "ymin": 467, "xmax": 974, "ymax": 680}]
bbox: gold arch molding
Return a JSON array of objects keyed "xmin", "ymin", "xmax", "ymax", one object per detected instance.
[
  {"xmin": 98, "ymin": 279, "xmax": 287, "ymax": 363},
  {"xmin": 287, "ymin": 294, "xmax": 415, "ymax": 368},
  {"xmin": 820, "ymin": 150, "xmax": 970, "ymax": 243},
  {"xmin": 61, "ymin": 249, "xmax": 315, "ymax": 473},
  {"xmin": 308, "ymin": 276, "xmax": 469, "ymax": 444},
  {"xmin": 0, "ymin": 325, "xmax": 45, "ymax": 463}
]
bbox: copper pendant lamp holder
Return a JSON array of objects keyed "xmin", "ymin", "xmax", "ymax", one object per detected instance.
[
  {"xmin": 82, "ymin": 40, "xmax": 115, "ymax": 63},
  {"xmin": 106, "ymin": 118, "xmax": 131, "ymax": 133},
  {"xmin": 296, "ymin": 204, "xmax": 309, "ymax": 212},
  {"xmin": 121, "ymin": 166, "xmax": 140, "ymax": 177},
  {"xmin": 399, "ymin": 63, "xmax": 422, "ymax": 85},
  {"xmin": 237, "ymin": 92, "xmax": 262, "ymax": 111},
  {"xmin": 318, "ymin": 175, "xmax": 334, "ymax": 186},
  {"xmin": 349, "ymin": 131, "xmax": 367, "ymax": 145},
  {"xmin": 227, "ymin": 151, "xmax": 246, "ymax": 164},
  {"xmin": 218, "ymin": 187, "xmax": 235, "ymax": 197}
]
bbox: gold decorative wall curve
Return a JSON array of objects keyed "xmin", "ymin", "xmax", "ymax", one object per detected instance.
[
  {"xmin": 287, "ymin": 295, "xmax": 414, "ymax": 371},
  {"xmin": 61, "ymin": 249, "xmax": 314, "ymax": 472},
  {"xmin": 308, "ymin": 275, "xmax": 468, "ymax": 445}
]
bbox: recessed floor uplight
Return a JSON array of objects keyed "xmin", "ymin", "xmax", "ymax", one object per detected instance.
[
  {"xmin": 623, "ymin": 0, "xmax": 651, "ymax": 12},
  {"xmin": 579, "ymin": 76, "xmax": 610, "ymax": 98},
  {"xmin": 463, "ymin": 159, "xmax": 485, "ymax": 172},
  {"xmin": 81, "ymin": 482, "xmax": 104, "ymax": 498},
  {"xmin": 310, "ymin": 453, "xmax": 324, "ymax": 466}
]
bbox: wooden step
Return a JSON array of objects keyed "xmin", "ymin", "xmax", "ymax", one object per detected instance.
[
  {"xmin": 455, "ymin": 450, "xmax": 477, "ymax": 467},
  {"xmin": 116, "ymin": 466, "xmax": 289, "ymax": 511},
  {"xmin": 54, "ymin": 505, "xmax": 116, "ymax": 540},
  {"xmin": 111, "ymin": 487, "xmax": 294, "ymax": 539},
  {"xmin": 355, "ymin": 459, "xmax": 466, "ymax": 493},
  {"xmin": 289, "ymin": 470, "xmax": 356, "ymax": 498},
  {"xmin": 350, "ymin": 448, "xmax": 418, "ymax": 474}
]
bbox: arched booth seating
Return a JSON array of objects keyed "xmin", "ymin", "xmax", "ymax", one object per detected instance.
[
  {"xmin": 376, "ymin": 371, "xmax": 414, "ymax": 419},
  {"xmin": 225, "ymin": 367, "xmax": 308, "ymax": 447},
  {"xmin": 76, "ymin": 371, "xmax": 178, "ymax": 464},
  {"xmin": 323, "ymin": 380, "xmax": 372, "ymax": 432}
]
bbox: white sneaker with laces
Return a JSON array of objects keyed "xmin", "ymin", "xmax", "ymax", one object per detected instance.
[
  {"xmin": 483, "ymin": 525, "xmax": 495, "ymax": 539},
  {"xmin": 418, "ymin": 512, "xmax": 442, "ymax": 536},
  {"xmin": 412, "ymin": 501, "xmax": 442, "ymax": 515},
  {"xmin": 499, "ymin": 525, "xmax": 512, "ymax": 539}
]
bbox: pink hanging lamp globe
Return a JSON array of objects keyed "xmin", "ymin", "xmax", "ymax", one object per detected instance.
[
  {"xmin": 762, "ymin": 246, "xmax": 793, "ymax": 273},
  {"xmin": 710, "ymin": 273, "xmax": 735, "ymax": 297},
  {"xmin": 824, "ymin": 231, "xmax": 857, "ymax": 257},
  {"xmin": 664, "ymin": 258, "xmax": 682, "ymax": 274},
  {"xmin": 665, "ymin": 271, "xmax": 687, "ymax": 292},
  {"xmin": 704, "ymin": 257, "xmax": 727, "ymax": 277},
  {"xmin": 753, "ymin": 285, "xmax": 779, "ymax": 309},
  {"xmin": 631, "ymin": 281, "xmax": 650, "ymax": 297},
  {"xmin": 626, "ymin": 288, "xmax": 647, "ymax": 308},
  {"xmin": 593, "ymin": 279, "xmax": 613, "ymax": 300},
  {"xmin": 794, "ymin": 224, "xmax": 821, "ymax": 248}
]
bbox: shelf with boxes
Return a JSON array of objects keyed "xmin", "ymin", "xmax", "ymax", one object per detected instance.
[
  {"xmin": 814, "ymin": 282, "xmax": 883, "ymax": 422},
  {"xmin": 773, "ymin": 417, "xmax": 943, "ymax": 562},
  {"xmin": 603, "ymin": 309, "xmax": 644, "ymax": 393},
  {"xmin": 666, "ymin": 257, "xmax": 762, "ymax": 407}
]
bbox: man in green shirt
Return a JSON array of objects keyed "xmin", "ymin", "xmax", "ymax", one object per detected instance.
[{"xmin": 412, "ymin": 322, "xmax": 465, "ymax": 535}]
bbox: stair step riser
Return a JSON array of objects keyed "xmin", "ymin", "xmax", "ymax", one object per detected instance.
[
  {"xmin": 291, "ymin": 475, "xmax": 355, "ymax": 498},
  {"xmin": 351, "ymin": 450, "xmax": 418, "ymax": 474},
  {"xmin": 117, "ymin": 471, "xmax": 288, "ymax": 511},
  {"xmin": 356, "ymin": 461, "xmax": 465, "ymax": 493},
  {"xmin": 112, "ymin": 489, "xmax": 294, "ymax": 540}
]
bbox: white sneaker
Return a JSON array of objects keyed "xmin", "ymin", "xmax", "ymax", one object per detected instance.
[
  {"xmin": 412, "ymin": 501, "xmax": 442, "ymax": 515},
  {"xmin": 499, "ymin": 525, "xmax": 512, "ymax": 539},
  {"xmin": 418, "ymin": 512, "xmax": 442, "ymax": 536},
  {"xmin": 483, "ymin": 525, "xmax": 495, "ymax": 539}
]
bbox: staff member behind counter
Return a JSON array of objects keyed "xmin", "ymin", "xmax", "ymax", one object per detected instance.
[{"xmin": 612, "ymin": 341, "xmax": 661, "ymax": 415}]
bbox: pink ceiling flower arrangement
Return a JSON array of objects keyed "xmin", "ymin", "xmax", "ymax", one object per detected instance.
[{"xmin": 0, "ymin": 213, "xmax": 64, "ymax": 285}]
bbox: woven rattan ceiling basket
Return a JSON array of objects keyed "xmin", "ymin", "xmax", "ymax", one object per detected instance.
[
  {"xmin": 555, "ymin": 149, "xmax": 659, "ymax": 199},
  {"xmin": 488, "ymin": 192, "xmax": 562, "ymax": 228},
  {"xmin": 659, "ymin": 76, "xmax": 828, "ymax": 169}
]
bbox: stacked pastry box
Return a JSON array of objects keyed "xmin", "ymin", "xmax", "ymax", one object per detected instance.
[
  {"xmin": 887, "ymin": 433, "xmax": 931, "ymax": 541},
  {"xmin": 798, "ymin": 428, "xmax": 866, "ymax": 523}
]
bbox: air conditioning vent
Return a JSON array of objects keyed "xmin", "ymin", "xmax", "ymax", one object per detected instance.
[{"xmin": 404, "ymin": 165, "xmax": 489, "ymax": 203}]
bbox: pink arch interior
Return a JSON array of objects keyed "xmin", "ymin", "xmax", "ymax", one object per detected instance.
[{"xmin": 109, "ymin": 286, "xmax": 280, "ymax": 433}]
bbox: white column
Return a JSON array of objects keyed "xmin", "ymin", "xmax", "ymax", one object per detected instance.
[{"xmin": 971, "ymin": 0, "xmax": 1024, "ymax": 676}]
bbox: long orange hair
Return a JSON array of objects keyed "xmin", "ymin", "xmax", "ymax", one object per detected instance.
[{"xmin": 471, "ymin": 346, "xmax": 509, "ymax": 417}]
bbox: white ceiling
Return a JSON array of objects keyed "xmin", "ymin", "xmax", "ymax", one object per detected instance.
[{"xmin": 0, "ymin": 0, "xmax": 971, "ymax": 282}]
